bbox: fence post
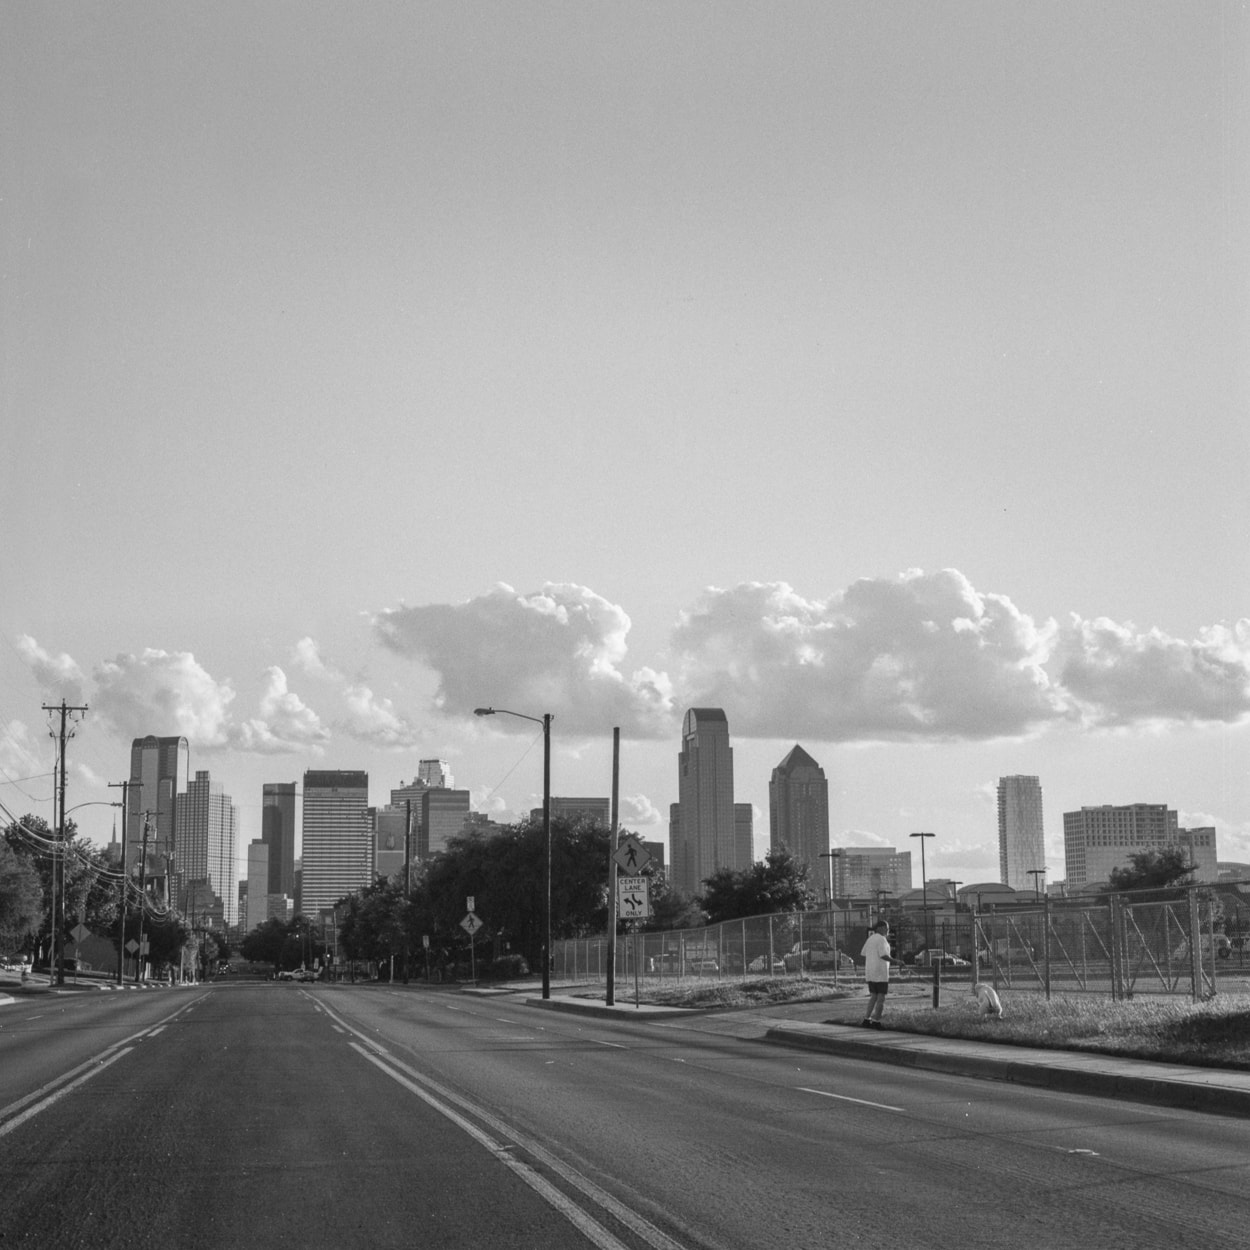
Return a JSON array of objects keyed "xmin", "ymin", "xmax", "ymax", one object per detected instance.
[
  {"xmin": 932, "ymin": 960, "xmax": 940, "ymax": 1009},
  {"xmin": 1188, "ymin": 886, "xmax": 1203, "ymax": 1003}
]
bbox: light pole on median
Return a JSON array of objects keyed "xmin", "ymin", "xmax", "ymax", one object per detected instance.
[
  {"xmin": 910, "ymin": 832, "xmax": 935, "ymax": 951},
  {"xmin": 475, "ymin": 707, "xmax": 552, "ymax": 999}
]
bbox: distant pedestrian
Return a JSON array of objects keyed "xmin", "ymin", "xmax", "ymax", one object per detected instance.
[{"xmin": 860, "ymin": 920, "xmax": 901, "ymax": 1029}]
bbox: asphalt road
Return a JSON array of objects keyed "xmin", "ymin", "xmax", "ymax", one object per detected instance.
[{"xmin": 3, "ymin": 982, "xmax": 1249, "ymax": 1249}]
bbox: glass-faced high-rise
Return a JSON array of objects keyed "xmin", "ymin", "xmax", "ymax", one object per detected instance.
[
  {"xmin": 301, "ymin": 770, "xmax": 370, "ymax": 913},
  {"xmin": 176, "ymin": 769, "xmax": 239, "ymax": 924},
  {"xmin": 769, "ymin": 745, "xmax": 830, "ymax": 880},
  {"xmin": 126, "ymin": 735, "xmax": 189, "ymax": 885},
  {"xmin": 997, "ymin": 775, "xmax": 1045, "ymax": 891},
  {"xmin": 262, "ymin": 782, "xmax": 297, "ymax": 899},
  {"xmin": 673, "ymin": 708, "xmax": 738, "ymax": 896}
]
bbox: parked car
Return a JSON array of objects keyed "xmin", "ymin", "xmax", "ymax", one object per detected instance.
[{"xmin": 747, "ymin": 954, "xmax": 786, "ymax": 974}]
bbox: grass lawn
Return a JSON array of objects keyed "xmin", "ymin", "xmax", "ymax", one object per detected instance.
[{"xmin": 627, "ymin": 977, "xmax": 1250, "ymax": 1069}]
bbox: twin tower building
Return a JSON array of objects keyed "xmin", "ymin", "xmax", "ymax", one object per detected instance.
[{"xmin": 670, "ymin": 708, "xmax": 830, "ymax": 897}]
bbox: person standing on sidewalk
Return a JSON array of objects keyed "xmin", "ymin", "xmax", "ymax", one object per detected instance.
[{"xmin": 860, "ymin": 919, "xmax": 900, "ymax": 1029}]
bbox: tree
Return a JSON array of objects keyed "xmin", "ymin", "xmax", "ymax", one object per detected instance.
[
  {"xmin": 1107, "ymin": 848, "xmax": 1197, "ymax": 894},
  {"xmin": 240, "ymin": 917, "xmax": 290, "ymax": 971},
  {"xmin": 698, "ymin": 847, "xmax": 817, "ymax": 925},
  {"xmin": 0, "ymin": 840, "xmax": 44, "ymax": 954}
]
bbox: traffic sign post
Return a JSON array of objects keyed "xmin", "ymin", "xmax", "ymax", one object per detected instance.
[
  {"xmin": 617, "ymin": 876, "xmax": 649, "ymax": 921},
  {"xmin": 460, "ymin": 912, "xmax": 483, "ymax": 983}
]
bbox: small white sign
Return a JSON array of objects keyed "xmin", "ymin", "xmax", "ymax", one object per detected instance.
[
  {"xmin": 618, "ymin": 876, "xmax": 650, "ymax": 919},
  {"xmin": 467, "ymin": 896, "xmax": 475, "ymax": 913}
]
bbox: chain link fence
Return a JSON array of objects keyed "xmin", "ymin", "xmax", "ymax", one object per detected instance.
[{"xmin": 553, "ymin": 883, "xmax": 1242, "ymax": 1002}]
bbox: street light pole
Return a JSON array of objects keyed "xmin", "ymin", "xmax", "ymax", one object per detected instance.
[
  {"xmin": 910, "ymin": 832, "xmax": 935, "ymax": 951},
  {"xmin": 1028, "ymin": 867, "xmax": 1046, "ymax": 903},
  {"xmin": 475, "ymin": 707, "xmax": 553, "ymax": 999}
]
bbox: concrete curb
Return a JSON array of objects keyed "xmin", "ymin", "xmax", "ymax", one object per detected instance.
[
  {"xmin": 763, "ymin": 1022, "xmax": 1250, "ymax": 1118},
  {"xmin": 525, "ymin": 995, "xmax": 707, "ymax": 1021}
]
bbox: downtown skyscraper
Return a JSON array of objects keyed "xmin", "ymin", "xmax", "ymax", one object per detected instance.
[
  {"xmin": 768, "ymin": 745, "xmax": 830, "ymax": 883},
  {"xmin": 176, "ymin": 769, "xmax": 239, "ymax": 924},
  {"xmin": 262, "ymin": 782, "xmax": 297, "ymax": 900},
  {"xmin": 301, "ymin": 770, "xmax": 370, "ymax": 914},
  {"xmin": 126, "ymin": 735, "xmax": 189, "ymax": 891},
  {"xmin": 997, "ymin": 775, "xmax": 1045, "ymax": 892},
  {"xmin": 671, "ymin": 708, "xmax": 743, "ymax": 896}
]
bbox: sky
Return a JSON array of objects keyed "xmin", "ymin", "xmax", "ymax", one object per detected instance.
[{"xmin": 3, "ymin": 3, "xmax": 1248, "ymax": 896}]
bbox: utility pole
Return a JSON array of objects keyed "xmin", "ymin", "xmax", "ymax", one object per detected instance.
[
  {"xmin": 135, "ymin": 813, "xmax": 153, "ymax": 984},
  {"xmin": 403, "ymin": 799, "xmax": 413, "ymax": 984},
  {"xmin": 44, "ymin": 700, "xmax": 88, "ymax": 987},
  {"xmin": 107, "ymin": 780, "xmax": 138, "ymax": 985}
]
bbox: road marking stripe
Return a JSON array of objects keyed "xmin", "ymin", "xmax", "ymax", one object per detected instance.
[
  {"xmin": 324, "ymin": 1003, "xmax": 687, "ymax": 1250},
  {"xmin": 0, "ymin": 1048, "xmax": 133, "ymax": 1139},
  {"xmin": 352, "ymin": 1045, "xmax": 632, "ymax": 1250},
  {"xmin": 797, "ymin": 1087, "xmax": 904, "ymax": 1113},
  {"xmin": 593, "ymin": 1040, "xmax": 628, "ymax": 1049}
]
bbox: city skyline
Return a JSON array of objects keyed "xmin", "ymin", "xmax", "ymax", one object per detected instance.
[{"xmin": 4, "ymin": 6, "xmax": 1247, "ymax": 893}]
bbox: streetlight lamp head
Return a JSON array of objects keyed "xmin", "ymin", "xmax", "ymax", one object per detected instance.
[{"xmin": 473, "ymin": 708, "xmax": 495, "ymax": 717}]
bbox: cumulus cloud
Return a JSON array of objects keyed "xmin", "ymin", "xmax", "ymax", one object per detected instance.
[
  {"xmin": 93, "ymin": 648, "xmax": 236, "ymax": 746},
  {"xmin": 374, "ymin": 583, "xmax": 675, "ymax": 737},
  {"xmin": 234, "ymin": 667, "xmax": 331, "ymax": 755},
  {"xmin": 339, "ymin": 684, "xmax": 419, "ymax": 749},
  {"xmin": 1056, "ymin": 617, "xmax": 1250, "ymax": 727},
  {"xmin": 620, "ymin": 794, "xmax": 663, "ymax": 826},
  {"xmin": 0, "ymin": 720, "xmax": 47, "ymax": 790},
  {"xmin": 291, "ymin": 636, "xmax": 344, "ymax": 682},
  {"xmin": 672, "ymin": 571, "xmax": 1065, "ymax": 741},
  {"xmin": 16, "ymin": 635, "xmax": 86, "ymax": 703}
]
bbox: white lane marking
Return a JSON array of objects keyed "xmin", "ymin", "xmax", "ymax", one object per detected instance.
[
  {"xmin": 148, "ymin": 1026, "xmax": 166, "ymax": 1037},
  {"xmin": 797, "ymin": 1087, "xmax": 904, "ymax": 1113},
  {"xmin": 0, "ymin": 1048, "xmax": 134, "ymax": 1139},
  {"xmin": 593, "ymin": 1040, "xmax": 627, "ymax": 1049},
  {"xmin": 323, "ymin": 1002, "xmax": 687, "ymax": 1250},
  {"xmin": 494, "ymin": 1017, "xmax": 519, "ymax": 1024},
  {"xmin": 352, "ymin": 1044, "xmax": 632, "ymax": 1250}
]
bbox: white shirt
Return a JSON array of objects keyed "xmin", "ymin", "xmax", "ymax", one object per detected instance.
[{"xmin": 861, "ymin": 931, "xmax": 892, "ymax": 981}]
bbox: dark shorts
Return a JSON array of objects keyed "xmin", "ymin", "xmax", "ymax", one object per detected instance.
[{"xmin": 867, "ymin": 981, "xmax": 889, "ymax": 995}]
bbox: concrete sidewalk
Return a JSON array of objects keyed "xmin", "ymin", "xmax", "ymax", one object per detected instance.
[{"xmin": 522, "ymin": 986, "xmax": 1250, "ymax": 1118}]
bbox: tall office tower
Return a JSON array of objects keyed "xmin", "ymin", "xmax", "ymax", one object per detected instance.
[
  {"xmin": 417, "ymin": 759, "xmax": 454, "ymax": 788},
  {"xmin": 420, "ymin": 788, "xmax": 471, "ymax": 858},
  {"xmin": 1063, "ymin": 804, "xmax": 1219, "ymax": 887},
  {"xmin": 126, "ymin": 735, "xmax": 189, "ymax": 886},
  {"xmin": 245, "ymin": 840, "xmax": 269, "ymax": 932},
  {"xmin": 301, "ymin": 771, "xmax": 371, "ymax": 913},
  {"xmin": 997, "ymin": 775, "xmax": 1045, "ymax": 891},
  {"xmin": 371, "ymin": 807, "xmax": 409, "ymax": 880},
  {"xmin": 830, "ymin": 847, "xmax": 913, "ymax": 902},
  {"xmin": 176, "ymin": 770, "xmax": 239, "ymax": 924},
  {"xmin": 769, "ymin": 746, "xmax": 831, "ymax": 879},
  {"xmin": 734, "ymin": 803, "xmax": 754, "ymax": 866},
  {"xmin": 672, "ymin": 708, "xmax": 738, "ymax": 896},
  {"xmin": 262, "ymin": 782, "xmax": 297, "ymax": 899}
]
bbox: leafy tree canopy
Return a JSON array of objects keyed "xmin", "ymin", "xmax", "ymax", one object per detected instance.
[
  {"xmin": 698, "ymin": 846, "xmax": 817, "ymax": 925},
  {"xmin": 1107, "ymin": 847, "xmax": 1197, "ymax": 894}
]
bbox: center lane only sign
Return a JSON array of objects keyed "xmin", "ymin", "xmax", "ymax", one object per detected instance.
[{"xmin": 617, "ymin": 876, "xmax": 650, "ymax": 920}]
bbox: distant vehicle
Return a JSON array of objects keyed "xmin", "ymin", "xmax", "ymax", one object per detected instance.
[
  {"xmin": 913, "ymin": 949, "xmax": 968, "ymax": 968},
  {"xmin": 685, "ymin": 958, "xmax": 719, "ymax": 976},
  {"xmin": 783, "ymin": 941, "xmax": 853, "ymax": 974},
  {"xmin": 747, "ymin": 954, "xmax": 786, "ymax": 974}
]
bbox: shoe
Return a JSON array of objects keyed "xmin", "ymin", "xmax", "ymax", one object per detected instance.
[
  {"xmin": 860, "ymin": 1018, "xmax": 874, "ymax": 1027},
  {"xmin": 869, "ymin": 1020, "xmax": 884, "ymax": 1030}
]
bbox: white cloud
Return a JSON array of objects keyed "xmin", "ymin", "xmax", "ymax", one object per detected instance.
[
  {"xmin": 672, "ymin": 571, "xmax": 1065, "ymax": 741},
  {"xmin": 1057, "ymin": 617, "xmax": 1250, "ymax": 727},
  {"xmin": 620, "ymin": 794, "xmax": 662, "ymax": 826},
  {"xmin": 233, "ymin": 667, "xmax": 330, "ymax": 755},
  {"xmin": 92, "ymin": 648, "xmax": 236, "ymax": 747},
  {"xmin": 339, "ymin": 684, "xmax": 419, "ymax": 749},
  {"xmin": 291, "ymin": 636, "xmax": 343, "ymax": 682},
  {"xmin": 16, "ymin": 635, "xmax": 86, "ymax": 703},
  {"xmin": 0, "ymin": 720, "xmax": 48, "ymax": 794},
  {"xmin": 374, "ymin": 582, "xmax": 675, "ymax": 737}
]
